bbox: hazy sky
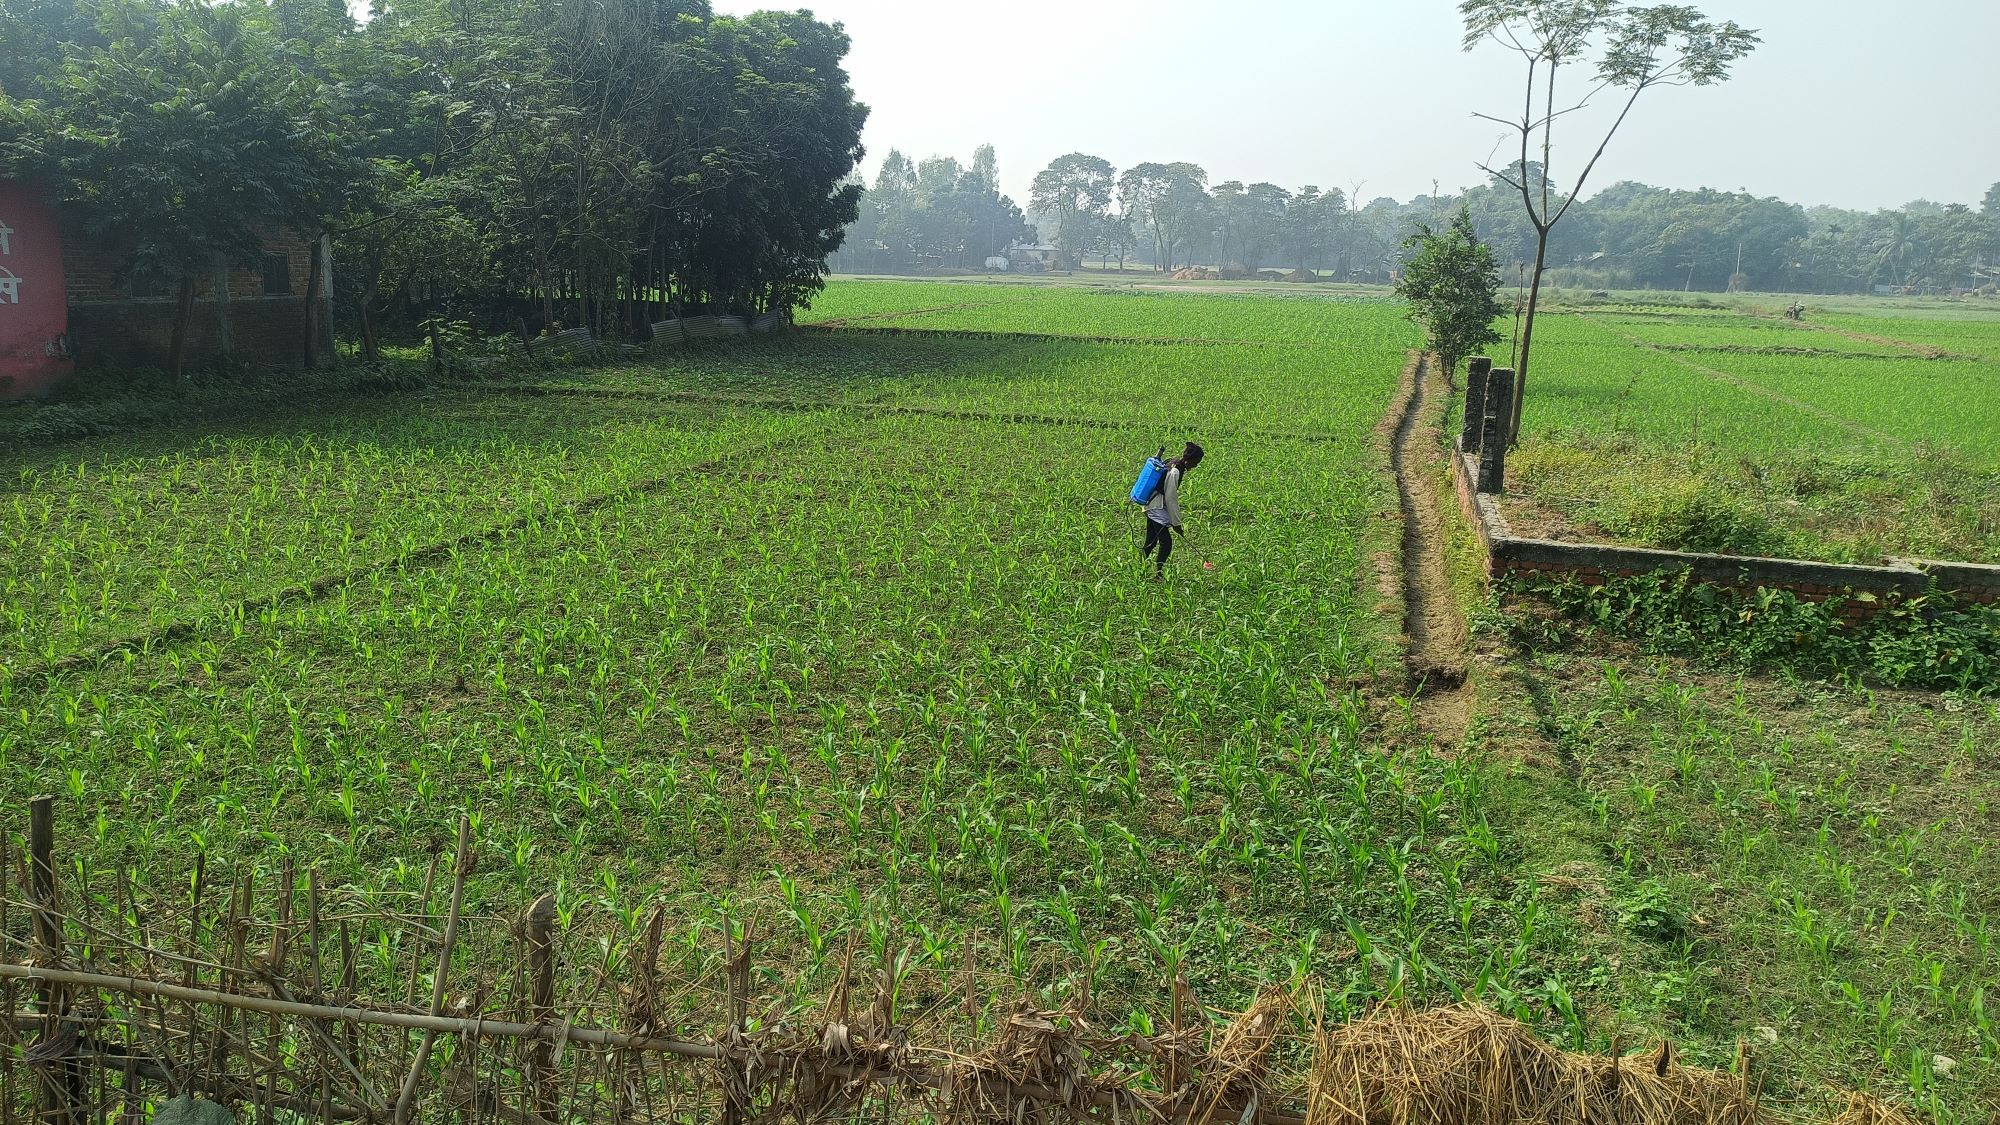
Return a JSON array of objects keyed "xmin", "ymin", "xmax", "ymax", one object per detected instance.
[{"xmin": 706, "ymin": 0, "xmax": 1997, "ymax": 214}]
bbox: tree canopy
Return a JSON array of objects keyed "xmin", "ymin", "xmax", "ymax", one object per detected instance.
[
  {"xmin": 0, "ymin": 0, "xmax": 868, "ymax": 361},
  {"xmin": 1397, "ymin": 206, "xmax": 1504, "ymax": 380},
  {"xmin": 836, "ymin": 145, "xmax": 1031, "ymax": 272}
]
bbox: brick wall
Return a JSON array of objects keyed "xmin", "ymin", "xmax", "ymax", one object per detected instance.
[
  {"xmin": 58, "ymin": 213, "xmax": 329, "ymax": 371},
  {"xmin": 1450, "ymin": 447, "xmax": 2000, "ymax": 615}
]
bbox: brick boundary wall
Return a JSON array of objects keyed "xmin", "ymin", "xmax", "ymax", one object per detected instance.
[{"xmin": 1448, "ymin": 446, "xmax": 2000, "ymax": 620}]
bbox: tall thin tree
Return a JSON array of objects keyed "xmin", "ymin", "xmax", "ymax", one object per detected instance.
[{"xmin": 1461, "ymin": 0, "xmax": 1758, "ymax": 442}]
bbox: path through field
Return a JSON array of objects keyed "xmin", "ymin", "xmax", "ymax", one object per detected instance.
[{"xmin": 1384, "ymin": 352, "xmax": 1471, "ymax": 743}]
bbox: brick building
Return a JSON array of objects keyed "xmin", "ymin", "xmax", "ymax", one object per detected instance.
[
  {"xmin": 1, "ymin": 179, "xmax": 334, "ymax": 400},
  {"xmin": 0, "ymin": 181, "xmax": 71, "ymax": 398}
]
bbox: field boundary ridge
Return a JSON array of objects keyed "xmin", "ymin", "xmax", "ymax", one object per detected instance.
[
  {"xmin": 491, "ymin": 380, "xmax": 1350, "ymax": 444},
  {"xmin": 1449, "ymin": 449, "xmax": 2000, "ymax": 612}
]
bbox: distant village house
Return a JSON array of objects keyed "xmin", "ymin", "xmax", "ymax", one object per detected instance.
[
  {"xmin": 0, "ymin": 179, "xmax": 333, "ymax": 400},
  {"xmin": 1005, "ymin": 242, "xmax": 1060, "ymax": 272}
]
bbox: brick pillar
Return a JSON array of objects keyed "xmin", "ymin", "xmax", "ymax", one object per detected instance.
[
  {"xmin": 1477, "ymin": 367, "xmax": 1514, "ymax": 493},
  {"xmin": 1460, "ymin": 356, "xmax": 1491, "ymax": 453}
]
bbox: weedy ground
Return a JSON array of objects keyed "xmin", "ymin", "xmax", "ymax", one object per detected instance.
[
  {"xmin": 1, "ymin": 279, "xmax": 1995, "ymax": 1119},
  {"xmin": 1498, "ymin": 301, "xmax": 2000, "ymax": 564}
]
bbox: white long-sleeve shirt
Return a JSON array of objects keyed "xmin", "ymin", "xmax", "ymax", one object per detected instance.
[{"xmin": 1145, "ymin": 466, "xmax": 1182, "ymax": 527}]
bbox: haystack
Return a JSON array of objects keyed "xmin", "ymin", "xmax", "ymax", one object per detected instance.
[{"xmin": 1306, "ymin": 1004, "xmax": 1765, "ymax": 1125}]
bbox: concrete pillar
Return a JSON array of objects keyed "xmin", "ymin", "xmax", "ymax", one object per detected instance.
[
  {"xmin": 1477, "ymin": 367, "xmax": 1514, "ymax": 494},
  {"xmin": 1460, "ymin": 356, "xmax": 1491, "ymax": 453}
]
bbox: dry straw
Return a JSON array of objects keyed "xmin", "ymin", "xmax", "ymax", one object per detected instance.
[{"xmin": 1304, "ymin": 1004, "xmax": 1926, "ymax": 1125}]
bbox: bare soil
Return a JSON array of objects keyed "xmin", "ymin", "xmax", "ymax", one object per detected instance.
[{"xmin": 1387, "ymin": 353, "xmax": 1473, "ymax": 745}]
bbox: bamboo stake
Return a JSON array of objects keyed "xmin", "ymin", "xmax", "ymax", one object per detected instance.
[
  {"xmin": 404, "ymin": 857, "xmax": 442, "ymax": 1007},
  {"xmin": 263, "ymin": 859, "xmax": 293, "ymax": 1123},
  {"xmin": 29, "ymin": 795, "xmax": 83, "ymax": 1125},
  {"xmin": 617, "ymin": 907, "xmax": 664, "ymax": 1124},
  {"xmin": 400, "ymin": 853, "xmax": 442, "ymax": 1093},
  {"xmin": 118, "ymin": 1043, "xmax": 137, "ymax": 1125},
  {"xmin": 394, "ymin": 818, "xmax": 473, "ymax": 1125},
  {"xmin": 307, "ymin": 871, "xmax": 331, "ymax": 1125},
  {"xmin": 177, "ymin": 852, "xmax": 205, "ymax": 1109},
  {"xmin": 524, "ymin": 894, "xmax": 557, "ymax": 1124},
  {"xmin": 337, "ymin": 920, "xmax": 356, "ymax": 1065}
]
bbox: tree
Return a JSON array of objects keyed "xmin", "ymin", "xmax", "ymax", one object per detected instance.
[
  {"xmin": 841, "ymin": 145, "xmax": 1029, "ymax": 273},
  {"xmin": 1396, "ymin": 206, "xmax": 1504, "ymax": 386},
  {"xmin": 1282, "ymin": 187, "xmax": 1346, "ymax": 273},
  {"xmin": 1461, "ymin": 0, "xmax": 1758, "ymax": 442},
  {"xmin": 1869, "ymin": 210, "xmax": 1919, "ymax": 286},
  {"xmin": 965, "ymin": 143, "xmax": 999, "ymax": 194},
  {"xmin": 1091, "ymin": 209, "xmax": 1138, "ymax": 269},
  {"xmin": 1029, "ymin": 152, "xmax": 1114, "ymax": 267},
  {"xmin": 1119, "ymin": 162, "xmax": 1209, "ymax": 271},
  {"xmin": 3, "ymin": 0, "xmax": 362, "ymax": 377},
  {"xmin": 1237, "ymin": 182, "xmax": 1291, "ymax": 269}
]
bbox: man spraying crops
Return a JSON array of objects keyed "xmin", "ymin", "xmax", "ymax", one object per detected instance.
[{"xmin": 1135, "ymin": 441, "xmax": 1204, "ymax": 576}]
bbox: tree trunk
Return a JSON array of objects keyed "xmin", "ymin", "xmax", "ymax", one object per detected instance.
[
  {"xmin": 168, "ymin": 276, "xmax": 197, "ymax": 381},
  {"xmin": 301, "ymin": 234, "xmax": 326, "ymax": 369},
  {"xmin": 538, "ymin": 246, "xmax": 556, "ymax": 327},
  {"xmin": 358, "ymin": 296, "xmax": 381, "ymax": 363},
  {"xmin": 1510, "ymin": 224, "xmax": 1551, "ymax": 446},
  {"xmin": 428, "ymin": 314, "xmax": 444, "ymax": 376}
]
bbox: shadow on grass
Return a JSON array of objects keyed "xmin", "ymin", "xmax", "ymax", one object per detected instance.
[{"xmin": 0, "ymin": 333, "xmax": 1064, "ymax": 481}]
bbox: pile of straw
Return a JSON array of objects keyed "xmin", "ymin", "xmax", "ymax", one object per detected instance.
[
  {"xmin": 1177, "ymin": 989, "xmax": 1289, "ymax": 1125},
  {"xmin": 941, "ymin": 1002, "xmax": 1104, "ymax": 1122},
  {"xmin": 1306, "ymin": 1004, "xmax": 1764, "ymax": 1125}
]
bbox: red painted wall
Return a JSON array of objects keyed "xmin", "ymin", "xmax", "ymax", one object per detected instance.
[{"xmin": 0, "ymin": 182, "xmax": 72, "ymax": 398}]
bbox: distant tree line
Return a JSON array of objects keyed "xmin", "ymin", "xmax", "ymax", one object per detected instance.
[
  {"xmin": 0, "ymin": 0, "xmax": 867, "ymax": 365},
  {"xmin": 830, "ymin": 145, "xmax": 1033, "ymax": 273},
  {"xmin": 1448, "ymin": 170, "xmax": 2000, "ymax": 296},
  {"xmin": 1022, "ymin": 154, "xmax": 1371, "ymax": 278},
  {"xmin": 835, "ymin": 147, "xmax": 1998, "ymax": 295}
]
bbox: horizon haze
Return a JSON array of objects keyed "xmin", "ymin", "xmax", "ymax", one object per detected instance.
[{"xmin": 703, "ymin": 0, "xmax": 1996, "ymax": 215}]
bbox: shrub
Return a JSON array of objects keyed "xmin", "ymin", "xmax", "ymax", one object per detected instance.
[
  {"xmin": 1609, "ymin": 481, "xmax": 1783, "ymax": 556},
  {"xmin": 14, "ymin": 404, "xmax": 95, "ymax": 443},
  {"xmin": 1510, "ymin": 568, "xmax": 2000, "ymax": 693}
]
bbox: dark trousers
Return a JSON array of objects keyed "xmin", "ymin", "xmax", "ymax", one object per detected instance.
[{"xmin": 1142, "ymin": 519, "xmax": 1173, "ymax": 568}]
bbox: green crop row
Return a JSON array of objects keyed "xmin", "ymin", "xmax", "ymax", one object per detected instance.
[{"xmin": 805, "ymin": 279, "xmax": 1419, "ymax": 347}]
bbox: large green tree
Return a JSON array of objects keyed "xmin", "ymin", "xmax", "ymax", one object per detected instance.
[
  {"xmin": 1119, "ymin": 162, "xmax": 1210, "ymax": 272},
  {"xmin": 1030, "ymin": 153, "xmax": 1115, "ymax": 268}
]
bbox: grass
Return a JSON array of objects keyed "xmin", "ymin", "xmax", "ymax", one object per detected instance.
[
  {"xmin": 3, "ymin": 278, "xmax": 1998, "ymax": 1120},
  {"xmin": 1499, "ymin": 644, "xmax": 2000, "ymax": 1117},
  {"xmin": 1502, "ymin": 303, "xmax": 2000, "ymax": 563}
]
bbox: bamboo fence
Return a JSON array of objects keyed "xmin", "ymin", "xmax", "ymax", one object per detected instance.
[{"xmin": 0, "ymin": 797, "xmax": 1928, "ymax": 1125}]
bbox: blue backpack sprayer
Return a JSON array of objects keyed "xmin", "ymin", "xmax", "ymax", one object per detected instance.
[{"xmin": 1129, "ymin": 447, "xmax": 1168, "ymax": 505}]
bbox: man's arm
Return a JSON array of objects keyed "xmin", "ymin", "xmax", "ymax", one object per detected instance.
[{"xmin": 1163, "ymin": 470, "xmax": 1182, "ymax": 529}]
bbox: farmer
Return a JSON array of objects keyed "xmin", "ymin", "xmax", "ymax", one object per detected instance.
[{"xmin": 1142, "ymin": 441, "xmax": 1204, "ymax": 576}]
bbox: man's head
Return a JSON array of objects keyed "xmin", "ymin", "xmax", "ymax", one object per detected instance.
[{"xmin": 1181, "ymin": 442, "xmax": 1205, "ymax": 471}]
